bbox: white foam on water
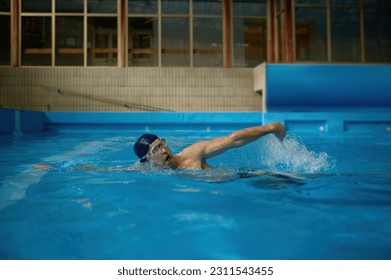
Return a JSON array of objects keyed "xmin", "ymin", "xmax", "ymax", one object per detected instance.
[{"xmin": 260, "ymin": 134, "xmax": 336, "ymax": 174}]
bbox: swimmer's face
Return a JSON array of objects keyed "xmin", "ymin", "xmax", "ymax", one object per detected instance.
[{"xmin": 147, "ymin": 138, "xmax": 177, "ymax": 169}]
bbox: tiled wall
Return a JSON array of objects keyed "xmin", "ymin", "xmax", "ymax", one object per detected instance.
[{"xmin": 0, "ymin": 67, "xmax": 262, "ymax": 112}]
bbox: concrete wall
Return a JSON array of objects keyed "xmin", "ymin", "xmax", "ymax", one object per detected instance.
[{"xmin": 0, "ymin": 67, "xmax": 261, "ymax": 112}]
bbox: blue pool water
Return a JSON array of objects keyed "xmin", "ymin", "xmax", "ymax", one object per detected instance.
[{"xmin": 0, "ymin": 128, "xmax": 390, "ymax": 260}]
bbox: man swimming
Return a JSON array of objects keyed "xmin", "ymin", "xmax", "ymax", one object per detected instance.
[{"xmin": 134, "ymin": 122, "xmax": 286, "ymax": 170}]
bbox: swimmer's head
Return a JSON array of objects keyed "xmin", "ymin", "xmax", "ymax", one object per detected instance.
[
  {"xmin": 134, "ymin": 134, "xmax": 177, "ymax": 169},
  {"xmin": 134, "ymin": 133, "xmax": 158, "ymax": 162}
]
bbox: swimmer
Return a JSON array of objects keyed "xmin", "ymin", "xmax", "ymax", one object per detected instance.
[{"xmin": 134, "ymin": 122, "xmax": 286, "ymax": 170}]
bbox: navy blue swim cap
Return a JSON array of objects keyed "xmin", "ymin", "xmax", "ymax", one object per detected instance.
[{"xmin": 134, "ymin": 133, "xmax": 158, "ymax": 162}]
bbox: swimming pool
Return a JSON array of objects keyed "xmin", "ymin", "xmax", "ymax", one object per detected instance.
[{"xmin": 1, "ymin": 119, "xmax": 390, "ymax": 260}]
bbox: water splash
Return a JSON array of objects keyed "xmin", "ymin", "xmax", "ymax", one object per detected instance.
[{"xmin": 260, "ymin": 134, "xmax": 336, "ymax": 174}]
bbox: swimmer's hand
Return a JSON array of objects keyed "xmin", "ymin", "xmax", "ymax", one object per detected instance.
[
  {"xmin": 272, "ymin": 122, "xmax": 286, "ymax": 142},
  {"xmin": 33, "ymin": 164, "xmax": 137, "ymax": 172},
  {"xmin": 74, "ymin": 165, "xmax": 95, "ymax": 170},
  {"xmin": 32, "ymin": 164, "xmax": 54, "ymax": 170},
  {"xmin": 74, "ymin": 165, "xmax": 132, "ymax": 171},
  {"xmin": 74, "ymin": 165, "xmax": 112, "ymax": 171}
]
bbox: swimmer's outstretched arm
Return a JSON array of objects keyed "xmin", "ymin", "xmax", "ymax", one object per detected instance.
[
  {"xmin": 228, "ymin": 122, "xmax": 286, "ymax": 144},
  {"xmin": 184, "ymin": 122, "xmax": 285, "ymax": 160},
  {"xmin": 32, "ymin": 164, "xmax": 136, "ymax": 172}
]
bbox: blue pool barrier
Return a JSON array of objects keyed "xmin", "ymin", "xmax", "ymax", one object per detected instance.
[
  {"xmin": 43, "ymin": 112, "xmax": 265, "ymax": 132},
  {"xmin": 266, "ymin": 64, "xmax": 391, "ymax": 111},
  {"xmin": 0, "ymin": 109, "xmax": 45, "ymax": 136},
  {"xmin": 1, "ymin": 109, "xmax": 391, "ymax": 137},
  {"xmin": 0, "ymin": 108, "xmax": 15, "ymax": 136}
]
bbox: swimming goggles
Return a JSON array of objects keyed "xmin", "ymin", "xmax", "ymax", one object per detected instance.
[{"xmin": 141, "ymin": 138, "xmax": 167, "ymax": 161}]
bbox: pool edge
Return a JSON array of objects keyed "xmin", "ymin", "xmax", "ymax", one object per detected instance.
[{"xmin": 1, "ymin": 109, "xmax": 391, "ymax": 136}]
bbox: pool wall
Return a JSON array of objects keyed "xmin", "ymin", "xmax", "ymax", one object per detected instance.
[
  {"xmin": 263, "ymin": 64, "xmax": 391, "ymax": 112},
  {"xmin": 1, "ymin": 109, "xmax": 391, "ymax": 137},
  {"xmin": 0, "ymin": 108, "xmax": 45, "ymax": 136}
]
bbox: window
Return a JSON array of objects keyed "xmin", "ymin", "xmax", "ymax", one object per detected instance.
[
  {"xmin": 5, "ymin": 0, "xmax": 391, "ymax": 67},
  {"xmin": 193, "ymin": 17, "xmax": 223, "ymax": 67},
  {"xmin": 0, "ymin": 0, "xmax": 10, "ymax": 65},
  {"xmin": 128, "ymin": 17, "xmax": 158, "ymax": 66},
  {"xmin": 88, "ymin": 0, "xmax": 117, "ymax": 13},
  {"xmin": 128, "ymin": 0, "xmax": 222, "ymax": 67},
  {"xmin": 21, "ymin": 0, "xmax": 52, "ymax": 66},
  {"xmin": 193, "ymin": 0, "xmax": 222, "ymax": 67},
  {"xmin": 54, "ymin": 1, "xmax": 85, "ymax": 66},
  {"xmin": 87, "ymin": 1, "xmax": 117, "ymax": 66},
  {"xmin": 20, "ymin": 0, "xmax": 118, "ymax": 66},
  {"xmin": 0, "ymin": 0, "xmax": 10, "ymax": 11},
  {"xmin": 296, "ymin": 0, "xmax": 325, "ymax": 3},
  {"xmin": 56, "ymin": 0, "xmax": 84, "ymax": 13},
  {"xmin": 162, "ymin": 0, "xmax": 189, "ymax": 14},
  {"xmin": 330, "ymin": 7, "xmax": 361, "ymax": 62},
  {"xmin": 161, "ymin": 0, "xmax": 190, "ymax": 66},
  {"xmin": 193, "ymin": 0, "xmax": 221, "ymax": 15},
  {"xmin": 364, "ymin": 5, "xmax": 391, "ymax": 62},
  {"xmin": 294, "ymin": 0, "xmax": 391, "ymax": 63},
  {"xmin": 162, "ymin": 18, "xmax": 190, "ymax": 66},
  {"xmin": 295, "ymin": 7, "xmax": 327, "ymax": 61},
  {"xmin": 330, "ymin": 0, "xmax": 360, "ymax": 4},
  {"xmin": 233, "ymin": 0, "xmax": 267, "ymax": 67},
  {"xmin": 129, "ymin": 0, "xmax": 158, "ymax": 14},
  {"xmin": 22, "ymin": 0, "xmax": 51, "ymax": 13},
  {"xmin": 21, "ymin": 17, "xmax": 52, "ymax": 66},
  {"xmin": 128, "ymin": 0, "xmax": 158, "ymax": 67},
  {"xmin": 88, "ymin": 17, "xmax": 118, "ymax": 66},
  {"xmin": 56, "ymin": 17, "xmax": 84, "ymax": 66}
]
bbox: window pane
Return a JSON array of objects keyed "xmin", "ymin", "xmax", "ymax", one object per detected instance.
[
  {"xmin": 56, "ymin": 0, "xmax": 84, "ymax": 13},
  {"xmin": 330, "ymin": 0, "xmax": 360, "ymax": 4},
  {"xmin": 364, "ymin": 0, "xmax": 390, "ymax": 4},
  {"xmin": 56, "ymin": 17, "xmax": 84, "ymax": 66},
  {"xmin": 233, "ymin": 18, "xmax": 266, "ymax": 67},
  {"xmin": 277, "ymin": 14, "xmax": 285, "ymax": 62},
  {"xmin": 22, "ymin": 17, "xmax": 52, "ymax": 66},
  {"xmin": 0, "ymin": 0, "xmax": 10, "ymax": 12},
  {"xmin": 162, "ymin": 18, "xmax": 190, "ymax": 66},
  {"xmin": 295, "ymin": 7, "xmax": 327, "ymax": 61},
  {"xmin": 193, "ymin": 0, "xmax": 222, "ymax": 15},
  {"xmin": 88, "ymin": 0, "xmax": 117, "ymax": 13},
  {"xmin": 193, "ymin": 18, "xmax": 222, "ymax": 67},
  {"xmin": 88, "ymin": 17, "xmax": 117, "ymax": 66},
  {"xmin": 276, "ymin": 0, "xmax": 283, "ymax": 11},
  {"xmin": 128, "ymin": 17, "xmax": 158, "ymax": 66},
  {"xmin": 364, "ymin": 8, "xmax": 391, "ymax": 62},
  {"xmin": 0, "ymin": 15, "xmax": 10, "ymax": 65},
  {"xmin": 22, "ymin": 0, "xmax": 51, "ymax": 12},
  {"xmin": 331, "ymin": 8, "xmax": 361, "ymax": 62},
  {"xmin": 129, "ymin": 0, "xmax": 158, "ymax": 14},
  {"xmin": 233, "ymin": 0, "xmax": 266, "ymax": 17},
  {"xmin": 296, "ymin": 0, "xmax": 325, "ymax": 4},
  {"xmin": 162, "ymin": 0, "xmax": 189, "ymax": 14}
]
